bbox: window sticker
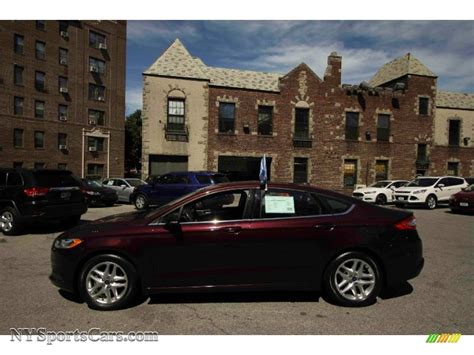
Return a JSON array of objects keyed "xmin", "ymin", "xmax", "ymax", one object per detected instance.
[{"xmin": 264, "ymin": 195, "xmax": 295, "ymax": 214}]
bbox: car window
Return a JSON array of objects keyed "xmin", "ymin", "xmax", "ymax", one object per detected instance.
[
  {"xmin": 369, "ymin": 181, "xmax": 390, "ymax": 188},
  {"xmin": 126, "ymin": 179, "xmax": 145, "ymax": 187},
  {"xmin": 173, "ymin": 175, "xmax": 190, "ymax": 184},
  {"xmin": 105, "ymin": 180, "xmax": 114, "ymax": 186},
  {"xmin": 113, "ymin": 179, "xmax": 125, "ymax": 187},
  {"xmin": 394, "ymin": 181, "xmax": 407, "ymax": 188},
  {"xmin": 406, "ymin": 178, "xmax": 438, "ymax": 187},
  {"xmin": 211, "ymin": 174, "xmax": 229, "ymax": 184},
  {"xmin": 158, "ymin": 174, "xmax": 174, "ymax": 184},
  {"xmin": 196, "ymin": 175, "xmax": 212, "ymax": 184},
  {"xmin": 178, "ymin": 190, "xmax": 249, "ymax": 223},
  {"xmin": 32, "ymin": 171, "xmax": 80, "ymax": 187},
  {"xmin": 316, "ymin": 194, "xmax": 352, "ymax": 214},
  {"xmin": 438, "ymin": 178, "xmax": 449, "ymax": 186},
  {"xmin": 261, "ymin": 189, "xmax": 325, "ymax": 219},
  {"xmin": 449, "ymin": 177, "xmax": 464, "ymax": 186},
  {"xmin": 0, "ymin": 172, "xmax": 6, "ymax": 186},
  {"xmin": 6, "ymin": 172, "xmax": 23, "ymax": 186}
]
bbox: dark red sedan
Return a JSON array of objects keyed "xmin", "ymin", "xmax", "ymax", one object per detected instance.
[
  {"xmin": 50, "ymin": 182, "xmax": 424, "ymax": 310},
  {"xmin": 449, "ymin": 184, "xmax": 474, "ymax": 213}
]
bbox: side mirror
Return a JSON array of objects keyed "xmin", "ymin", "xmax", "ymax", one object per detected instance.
[
  {"xmin": 164, "ymin": 219, "xmax": 181, "ymax": 233},
  {"xmin": 437, "ymin": 183, "xmax": 445, "ymax": 189},
  {"xmin": 121, "ymin": 184, "xmax": 127, "ymax": 189}
]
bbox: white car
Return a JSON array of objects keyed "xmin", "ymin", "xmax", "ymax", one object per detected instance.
[
  {"xmin": 352, "ymin": 180, "xmax": 409, "ymax": 204},
  {"xmin": 393, "ymin": 176, "xmax": 468, "ymax": 209}
]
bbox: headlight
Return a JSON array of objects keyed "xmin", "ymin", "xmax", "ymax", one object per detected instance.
[
  {"xmin": 413, "ymin": 189, "xmax": 427, "ymax": 194},
  {"xmin": 365, "ymin": 191, "xmax": 376, "ymax": 194},
  {"xmin": 54, "ymin": 238, "xmax": 83, "ymax": 249}
]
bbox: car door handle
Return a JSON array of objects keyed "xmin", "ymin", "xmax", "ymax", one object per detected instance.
[
  {"xmin": 314, "ymin": 224, "xmax": 335, "ymax": 231},
  {"xmin": 218, "ymin": 226, "xmax": 242, "ymax": 234}
]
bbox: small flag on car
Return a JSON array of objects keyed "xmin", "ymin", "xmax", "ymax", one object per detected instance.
[{"xmin": 259, "ymin": 155, "xmax": 267, "ymax": 190}]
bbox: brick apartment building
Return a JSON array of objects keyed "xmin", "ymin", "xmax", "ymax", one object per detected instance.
[
  {"xmin": 0, "ymin": 20, "xmax": 126, "ymax": 179},
  {"xmin": 142, "ymin": 39, "xmax": 473, "ymax": 193}
]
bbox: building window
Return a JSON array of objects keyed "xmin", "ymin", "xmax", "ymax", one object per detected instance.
[
  {"xmin": 87, "ymin": 164, "xmax": 104, "ymax": 177},
  {"xmin": 14, "ymin": 65, "xmax": 24, "ymax": 85},
  {"xmin": 293, "ymin": 158, "xmax": 308, "ymax": 184},
  {"xmin": 36, "ymin": 21, "xmax": 46, "ymax": 30},
  {"xmin": 88, "ymin": 109, "xmax": 105, "ymax": 126},
  {"xmin": 34, "ymin": 131, "xmax": 45, "ymax": 149},
  {"xmin": 58, "ymin": 133, "xmax": 67, "ymax": 149},
  {"xmin": 218, "ymin": 102, "xmax": 235, "ymax": 133},
  {"xmin": 59, "ymin": 21, "xmax": 69, "ymax": 35},
  {"xmin": 87, "ymin": 137, "xmax": 105, "ymax": 152},
  {"xmin": 58, "ymin": 163, "xmax": 67, "ymax": 170},
  {"xmin": 448, "ymin": 120, "xmax": 460, "ymax": 146},
  {"xmin": 35, "ymin": 100, "xmax": 45, "ymax": 118},
  {"xmin": 59, "ymin": 76, "xmax": 68, "ymax": 92},
  {"xmin": 167, "ymin": 99, "xmax": 185, "ymax": 132},
  {"xmin": 375, "ymin": 160, "xmax": 389, "ymax": 181},
  {"xmin": 14, "ymin": 34, "xmax": 24, "ymax": 54},
  {"xmin": 35, "ymin": 71, "xmax": 46, "ymax": 91},
  {"xmin": 377, "ymin": 114, "xmax": 390, "ymax": 142},
  {"xmin": 58, "ymin": 105, "xmax": 68, "ymax": 120},
  {"xmin": 343, "ymin": 159, "xmax": 358, "ymax": 187},
  {"xmin": 14, "ymin": 97, "xmax": 24, "ymax": 115},
  {"xmin": 13, "ymin": 162, "xmax": 23, "ymax": 168},
  {"xmin": 89, "ymin": 57, "xmax": 106, "ymax": 74},
  {"xmin": 417, "ymin": 144, "xmax": 427, "ymax": 160},
  {"xmin": 34, "ymin": 163, "xmax": 45, "ymax": 169},
  {"xmin": 89, "ymin": 31, "xmax": 106, "ymax": 49},
  {"xmin": 345, "ymin": 112, "xmax": 359, "ymax": 140},
  {"xmin": 59, "ymin": 48, "xmax": 68, "ymax": 65},
  {"xmin": 13, "ymin": 129, "xmax": 23, "ymax": 148},
  {"xmin": 419, "ymin": 97, "xmax": 429, "ymax": 115},
  {"xmin": 35, "ymin": 41, "xmax": 46, "ymax": 60},
  {"xmin": 258, "ymin": 106, "xmax": 273, "ymax": 135},
  {"xmin": 447, "ymin": 162, "xmax": 459, "ymax": 176},
  {"xmin": 295, "ymin": 108, "xmax": 309, "ymax": 139},
  {"xmin": 88, "ymin": 84, "xmax": 105, "ymax": 101}
]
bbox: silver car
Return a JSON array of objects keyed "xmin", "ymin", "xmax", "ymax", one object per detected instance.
[{"xmin": 102, "ymin": 178, "xmax": 146, "ymax": 203}]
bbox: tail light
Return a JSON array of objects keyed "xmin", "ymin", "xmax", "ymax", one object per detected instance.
[
  {"xmin": 23, "ymin": 187, "xmax": 50, "ymax": 197},
  {"xmin": 394, "ymin": 215, "xmax": 417, "ymax": 230}
]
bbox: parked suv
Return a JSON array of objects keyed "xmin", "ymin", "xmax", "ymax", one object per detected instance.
[
  {"xmin": 132, "ymin": 171, "xmax": 229, "ymax": 210},
  {"xmin": 393, "ymin": 176, "xmax": 468, "ymax": 209},
  {"xmin": 0, "ymin": 168, "xmax": 87, "ymax": 235}
]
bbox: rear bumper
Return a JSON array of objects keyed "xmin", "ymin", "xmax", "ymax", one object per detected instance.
[{"xmin": 18, "ymin": 202, "xmax": 87, "ymax": 223}]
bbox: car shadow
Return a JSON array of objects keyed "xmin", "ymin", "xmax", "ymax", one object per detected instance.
[
  {"xmin": 147, "ymin": 291, "xmax": 322, "ymax": 305},
  {"xmin": 379, "ymin": 281, "xmax": 414, "ymax": 300}
]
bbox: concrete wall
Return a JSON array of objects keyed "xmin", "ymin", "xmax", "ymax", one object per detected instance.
[
  {"xmin": 141, "ymin": 75, "xmax": 208, "ymax": 177},
  {"xmin": 434, "ymin": 107, "xmax": 474, "ymax": 147}
]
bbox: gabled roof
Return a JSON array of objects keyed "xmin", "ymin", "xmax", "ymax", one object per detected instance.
[
  {"xmin": 369, "ymin": 53, "xmax": 437, "ymax": 87},
  {"xmin": 437, "ymin": 91, "xmax": 474, "ymax": 110}
]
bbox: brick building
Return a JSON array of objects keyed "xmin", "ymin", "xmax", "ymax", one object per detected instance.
[
  {"xmin": 0, "ymin": 20, "xmax": 126, "ymax": 179},
  {"xmin": 142, "ymin": 39, "xmax": 473, "ymax": 193}
]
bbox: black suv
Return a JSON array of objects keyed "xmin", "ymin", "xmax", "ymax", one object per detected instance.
[{"xmin": 0, "ymin": 168, "xmax": 87, "ymax": 235}]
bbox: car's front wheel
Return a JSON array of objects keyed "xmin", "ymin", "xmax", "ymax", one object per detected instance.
[
  {"xmin": 134, "ymin": 194, "xmax": 148, "ymax": 210},
  {"xmin": 78, "ymin": 254, "xmax": 138, "ymax": 311},
  {"xmin": 323, "ymin": 251, "xmax": 382, "ymax": 307},
  {"xmin": 375, "ymin": 194, "xmax": 387, "ymax": 205},
  {"xmin": 425, "ymin": 194, "xmax": 437, "ymax": 209}
]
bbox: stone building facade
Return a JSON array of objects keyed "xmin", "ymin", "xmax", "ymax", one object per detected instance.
[
  {"xmin": 0, "ymin": 20, "xmax": 126, "ymax": 179},
  {"xmin": 142, "ymin": 39, "xmax": 474, "ymax": 193}
]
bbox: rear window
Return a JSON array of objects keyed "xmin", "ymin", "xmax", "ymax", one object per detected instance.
[
  {"xmin": 211, "ymin": 174, "xmax": 229, "ymax": 184},
  {"xmin": 7, "ymin": 172, "xmax": 23, "ymax": 186},
  {"xmin": 33, "ymin": 171, "xmax": 81, "ymax": 187}
]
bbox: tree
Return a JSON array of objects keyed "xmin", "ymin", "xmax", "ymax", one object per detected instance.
[{"xmin": 124, "ymin": 109, "xmax": 142, "ymax": 176}]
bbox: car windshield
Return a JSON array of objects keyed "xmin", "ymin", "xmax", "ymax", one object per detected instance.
[
  {"xmin": 85, "ymin": 180, "xmax": 102, "ymax": 188},
  {"xmin": 406, "ymin": 178, "xmax": 438, "ymax": 187},
  {"xmin": 126, "ymin": 179, "xmax": 146, "ymax": 187},
  {"xmin": 369, "ymin": 181, "xmax": 390, "ymax": 188}
]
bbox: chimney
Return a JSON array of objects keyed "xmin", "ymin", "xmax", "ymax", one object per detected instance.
[{"xmin": 324, "ymin": 51, "xmax": 342, "ymax": 87}]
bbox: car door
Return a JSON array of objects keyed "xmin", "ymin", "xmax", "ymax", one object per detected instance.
[
  {"xmin": 436, "ymin": 178, "xmax": 451, "ymax": 201},
  {"xmin": 114, "ymin": 179, "xmax": 129, "ymax": 202},
  {"xmin": 449, "ymin": 177, "xmax": 466, "ymax": 197},
  {"xmin": 146, "ymin": 189, "xmax": 254, "ymax": 289},
  {"xmin": 148, "ymin": 174, "xmax": 173, "ymax": 205}
]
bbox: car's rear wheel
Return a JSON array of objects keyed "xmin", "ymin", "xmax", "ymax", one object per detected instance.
[
  {"xmin": 323, "ymin": 251, "xmax": 382, "ymax": 307},
  {"xmin": 375, "ymin": 194, "xmax": 387, "ymax": 205},
  {"xmin": 425, "ymin": 194, "xmax": 437, "ymax": 209},
  {"xmin": 0, "ymin": 207, "xmax": 22, "ymax": 236},
  {"xmin": 134, "ymin": 194, "xmax": 148, "ymax": 210},
  {"xmin": 78, "ymin": 254, "xmax": 138, "ymax": 311}
]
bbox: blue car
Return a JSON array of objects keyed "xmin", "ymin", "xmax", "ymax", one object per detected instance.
[{"xmin": 132, "ymin": 171, "xmax": 229, "ymax": 210}]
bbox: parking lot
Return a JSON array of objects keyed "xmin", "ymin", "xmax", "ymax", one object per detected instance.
[{"xmin": 0, "ymin": 203, "xmax": 472, "ymax": 335}]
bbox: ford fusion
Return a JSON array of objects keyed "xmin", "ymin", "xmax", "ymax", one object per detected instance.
[{"xmin": 50, "ymin": 182, "xmax": 424, "ymax": 310}]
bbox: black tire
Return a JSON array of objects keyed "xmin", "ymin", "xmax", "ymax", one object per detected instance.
[
  {"xmin": 78, "ymin": 254, "xmax": 138, "ymax": 311},
  {"xmin": 0, "ymin": 207, "xmax": 22, "ymax": 236},
  {"xmin": 375, "ymin": 194, "xmax": 387, "ymax": 205},
  {"xmin": 323, "ymin": 251, "xmax": 383, "ymax": 307},
  {"xmin": 134, "ymin": 194, "xmax": 149, "ymax": 210},
  {"xmin": 425, "ymin": 194, "xmax": 437, "ymax": 209},
  {"xmin": 394, "ymin": 202, "xmax": 405, "ymax": 208}
]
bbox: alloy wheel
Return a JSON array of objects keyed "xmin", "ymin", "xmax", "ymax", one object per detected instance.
[
  {"xmin": 427, "ymin": 196, "xmax": 436, "ymax": 209},
  {"xmin": 0, "ymin": 211, "xmax": 14, "ymax": 232},
  {"xmin": 85, "ymin": 261, "xmax": 129, "ymax": 305},
  {"xmin": 135, "ymin": 195, "xmax": 145, "ymax": 209},
  {"xmin": 333, "ymin": 258, "xmax": 376, "ymax": 301}
]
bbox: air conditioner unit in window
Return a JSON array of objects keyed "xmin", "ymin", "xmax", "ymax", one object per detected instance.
[
  {"xmin": 59, "ymin": 114, "xmax": 67, "ymax": 121},
  {"xmin": 59, "ymin": 58, "xmax": 67, "ymax": 65},
  {"xmin": 60, "ymin": 31, "xmax": 69, "ymax": 39},
  {"xmin": 59, "ymin": 144, "xmax": 67, "ymax": 150},
  {"xmin": 98, "ymin": 43, "xmax": 107, "ymax": 50},
  {"xmin": 59, "ymin": 87, "xmax": 69, "ymax": 94},
  {"xmin": 89, "ymin": 65, "xmax": 99, "ymax": 73},
  {"xmin": 88, "ymin": 146, "xmax": 97, "ymax": 152},
  {"xmin": 97, "ymin": 96, "xmax": 105, "ymax": 102},
  {"xmin": 88, "ymin": 119, "xmax": 96, "ymax": 125}
]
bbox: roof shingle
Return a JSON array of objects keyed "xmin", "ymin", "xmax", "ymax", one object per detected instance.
[{"xmin": 437, "ymin": 91, "xmax": 474, "ymax": 110}]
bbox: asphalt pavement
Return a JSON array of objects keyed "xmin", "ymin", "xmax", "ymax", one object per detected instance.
[{"xmin": 0, "ymin": 203, "xmax": 472, "ymax": 335}]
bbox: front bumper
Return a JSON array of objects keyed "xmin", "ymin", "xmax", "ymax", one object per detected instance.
[
  {"xmin": 393, "ymin": 194, "xmax": 426, "ymax": 204},
  {"xmin": 50, "ymin": 246, "xmax": 84, "ymax": 293}
]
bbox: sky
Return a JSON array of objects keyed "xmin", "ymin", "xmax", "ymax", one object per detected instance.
[{"xmin": 125, "ymin": 20, "xmax": 474, "ymax": 115}]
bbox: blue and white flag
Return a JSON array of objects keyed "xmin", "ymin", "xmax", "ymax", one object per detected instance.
[{"xmin": 259, "ymin": 154, "xmax": 267, "ymax": 189}]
